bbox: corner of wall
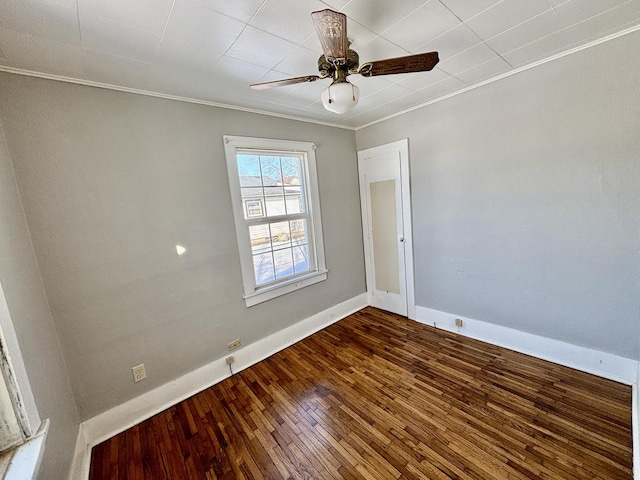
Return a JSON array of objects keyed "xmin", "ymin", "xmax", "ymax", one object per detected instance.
[
  {"xmin": 68, "ymin": 293, "xmax": 368, "ymax": 480},
  {"xmin": 415, "ymin": 305, "xmax": 638, "ymax": 384},
  {"xmin": 0, "ymin": 106, "xmax": 80, "ymax": 480}
]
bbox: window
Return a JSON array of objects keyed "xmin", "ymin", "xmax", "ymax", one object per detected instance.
[
  {"xmin": 224, "ymin": 136, "xmax": 327, "ymax": 307},
  {"xmin": 0, "ymin": 287, "xmax": 31, "ymax": 454},
  {"xmin": 0, "ymin": 283, "xmax": 47, "ymax": 479}
]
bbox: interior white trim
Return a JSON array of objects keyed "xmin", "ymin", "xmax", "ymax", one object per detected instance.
[
  {"xmin": 357, "ymin": 139, "xmax": 416, "ymax": 320},
  {"xmin": 4, "ymin": 419, "xmax": 48, "ymax": 480},
  {"xmin": 0, "ymin": 281, "xmax": 39, "ymax": 433},
  {"xmin": 68, "ymin": 423, "xmax": 88, "ymax": 480},
  {"xmin": 223, "ymin": 136, "xmax": 328, "ymax": 307},
  {"xmin": 243, "ymin": 270, "xmax": 328, "ymax": 307},
  {"xmin": 68, "ymin": 293, "xmax": 368, "ymax": 480},
  {"xmin": 416, "ymin": 305, "xmax": 640, "ymax": 479},
  {"xmin": 355, "ymin": 22, "xmax": 640, "ymax": 131},
  {"xmin": 397, "ymin": 140, "xmax": 415, "ymax": 320},
  {"xmin": 2, "ymin": 23, "xmax": 639, "ymax": 132},
  {"xmin": 0, "ymin": 67, "xmax": 353, "ymax": 131},
  {"xmin": 415, "ymin": 305, "xmax": 638, "ymax": 385},
  {"xmin": 68, "ymin": 299, "xmax": 638, "ymax": 478},
  {"xmin": 634, "ymin": 365, "xmax": 640, "ymax": 480}
]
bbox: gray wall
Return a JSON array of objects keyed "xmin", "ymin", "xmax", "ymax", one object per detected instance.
[
  {"xmin": 357, "ymin": 31, "xmax": 640, "ymax": 360},
  {"xmin": 0, "ymin": 72, "xmax": 366, "ymax": 420},
  {"xmin": 0, "ymin": 115, "xmax": 79, "ymax": 477}
]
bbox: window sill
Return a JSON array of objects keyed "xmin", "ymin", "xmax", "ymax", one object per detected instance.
[
  {"xmin": 0, "ymin": 419, "xmax": 48, "ymax": 480},
  {"xmin": 244, "ymin": 270, "xmax": 328, "ymax": 307}
]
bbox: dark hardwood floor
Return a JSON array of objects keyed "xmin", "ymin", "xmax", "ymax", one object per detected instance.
[{"xmin": 89, "ymin": 307, "xmax": 632, "ymax": 479}]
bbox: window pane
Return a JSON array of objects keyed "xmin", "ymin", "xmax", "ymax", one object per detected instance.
[
  {"xmin": 270, "ymin": 221, "xmax": 291, "ymax": 246},
  {"xmin": 273, "ymin": 248, "xmax": 294, "ymax": 279},
  {"xmin": 237, "ymin": 155, "xmax": 261, "ymax": 186},
  {"xmin": 285, "ymin": 195, "xmax": 301, "ymax": 214},
  {"xmin": 241, "ymin": 186, "xmax": 263, "ymax": 197},
  {"xmin": 240, "ymin": 171, "xmax": 265, "ymax": 219},
  {"xmin": 265, "ymin": 190, "xmax": 286, "ymax": 217},
  {"xmin": 281, "ymin": 156, "xmax": 302, "ymax": 186},
  {"xmin": 293, "ymin": 245, "xmax": 310, "ymax": 274},
  {"xmin": 260, "ymin": 156, "xmax": 282, "ymax": 184},
  {"xmin": 244, "ymin": 198, "xmax": 264, "ymax": 219},
  {"xmin": 249, "ymin": 224, "xmax": 272, "ymax": 254},
  {"xmin": 290, "ymin": 219, "xmax": 307, "ymax": 245},
  {"xmin": 253, "ymin": 252, "xmax": 275, "ymax": 286}
]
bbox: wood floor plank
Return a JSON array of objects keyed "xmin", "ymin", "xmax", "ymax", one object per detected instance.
[{"xmin": 89, "ymin": 307, "xmax": 632, "ymax": 479}]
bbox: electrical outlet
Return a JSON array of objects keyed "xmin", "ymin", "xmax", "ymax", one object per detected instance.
[
  {"xmin": 228, "ymin": 338, "xmax": 241, "ymax": 351},
  {"xmin": 455, "ymin": 319, "xmax": 463, "ymax": 328},
  {"xmin": 132, "ymin": 364, "xmax": 147, "ymax": 383},
  {"xmin": 226, "ymin": 356, "xmax": 234, "ymax": 365}
]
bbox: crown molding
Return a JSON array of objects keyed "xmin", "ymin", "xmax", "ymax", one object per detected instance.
[
  {"xmin": 1, "ymin": 21, "xmax": 639, "ymax": 132},
  {"xmin": 0, "ymin": 66, "xmax": 355, "ymax": 131},
  {"xmin": 354, "ymin": 22, "xmax": 640, "ymax": 130}
]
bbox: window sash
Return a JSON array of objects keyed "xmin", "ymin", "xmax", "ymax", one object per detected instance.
[
  {"xmin": 248, "ymin": 216, "xmax": 314, "ymax": 288},
  {"xmin": 237, "ymin": 150, "xmax": 316, "ymax": 286}
]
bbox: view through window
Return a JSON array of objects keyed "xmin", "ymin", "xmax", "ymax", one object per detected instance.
[{"xmin": 237, "ymin": 151, "xmax": 311, "ymax": 286}]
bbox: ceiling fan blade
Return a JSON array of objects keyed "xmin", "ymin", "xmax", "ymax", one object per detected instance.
[
  {"xmin": 250, "ymin": 75, "xmax": 322, "ymax": 90},
  {"xmin": 359, "ymin": 52, "xmax": 439, "ymax": 77},
  {"xmin": 311, "ymin": 9, "xmax": 349, "ymax": 62}
]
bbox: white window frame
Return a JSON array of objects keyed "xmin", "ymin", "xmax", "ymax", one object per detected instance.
[
  {"xmin": 0, "ymin": 281, "xmax": 48, "ymax": 480},
  {"xmin": 224, "ymin": 135, "xmax": 327, "ymax": 307}
]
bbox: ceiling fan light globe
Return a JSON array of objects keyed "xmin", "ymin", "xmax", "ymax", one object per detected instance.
[{"xmin": 321, "ymin": 81, "xmax": 359, "ymax": 114}]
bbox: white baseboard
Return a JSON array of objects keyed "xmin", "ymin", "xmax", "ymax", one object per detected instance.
[
  {"xmin": 68, "ymin": 293, "xmax": 368, "ymax": 480},
  {"xmin": 69, "ymin": 298, "xmax": 638, "ymax": 479},
  {"xmin": 416, "ymin": 305, "xmax": 640, "ymax": 480},
  {"xmin": 68, "ymin": 423, "xmax": 87, "ymax": 480},
  {"xmin": 634, "ymin": 365, "xmax": 640, "ymax": 480},
  {"xmin": 415, "ymin": 306, "xmax": 638, "ymax": 385}
]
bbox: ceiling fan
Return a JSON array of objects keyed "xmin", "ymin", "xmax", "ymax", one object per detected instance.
[{"xmin": 250, "ymin": 9, "xmax": 439, "ymax": 114}]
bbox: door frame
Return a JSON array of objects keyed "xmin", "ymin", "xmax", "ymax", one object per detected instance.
[{"xmin": 357, "ymin": 139, "xmax": 415, "ymax": 320}]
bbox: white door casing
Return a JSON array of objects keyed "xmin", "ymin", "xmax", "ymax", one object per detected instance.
[{"xmin": 358, "ymin": 139, "xmax": 415, "ymax": 319}]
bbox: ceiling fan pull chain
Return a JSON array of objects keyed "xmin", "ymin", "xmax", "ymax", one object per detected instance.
[
  {"xmin": 327, "ymin": 84, "xmax": 333, "ymax": 104},
  {"xmin": 351, "ymin": 83, "xmax": 356, "ymax": 101}
]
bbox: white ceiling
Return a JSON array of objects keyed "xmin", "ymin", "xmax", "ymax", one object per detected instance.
[{"xmin": 1, "ymin": 0, "xmax": 639, "ymax": 128}]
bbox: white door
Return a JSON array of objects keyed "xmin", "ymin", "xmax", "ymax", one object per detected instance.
[{"xmin": 358, "ymin": 139, "xmax": 414, "ymax": 318}]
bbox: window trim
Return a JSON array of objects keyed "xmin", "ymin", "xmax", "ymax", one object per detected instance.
[
  {"xmin": 223, "ymin": 136, "xmax": 327, "ymax": 307},
  {"xmin": 0, "ymin": 281, "xmax": 44, "ymax": 480}
]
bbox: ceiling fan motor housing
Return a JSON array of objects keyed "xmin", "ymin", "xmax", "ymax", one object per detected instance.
[{"xmin": 318, "ymin": 49, "xmax": 360, "ymax": 77}]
